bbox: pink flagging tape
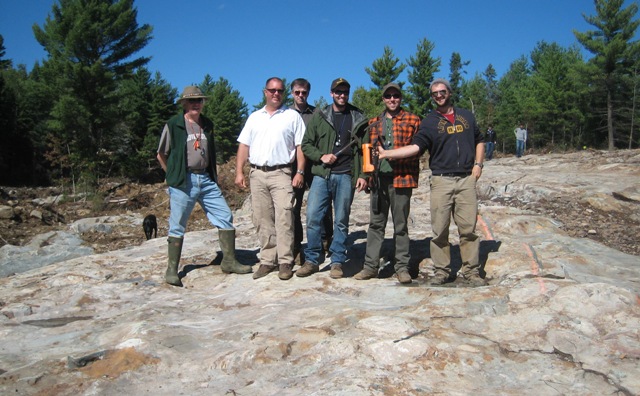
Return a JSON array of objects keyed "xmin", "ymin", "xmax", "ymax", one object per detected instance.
[
  {"xmin": 477, "ymin": 215, "xmax": 494, "ymax": 241},
  {"xmin": 524, "ymin": 243, "xmax": 547, "ymax": 293}
]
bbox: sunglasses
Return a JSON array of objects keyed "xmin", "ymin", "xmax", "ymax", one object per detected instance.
[
  {"xmin": 294, "ymin": 90, "xmax": 308, "ymax": 96},
  {"xmin": 265, "ymin": 88, "xmax": 284, "ymax": 94},
  {"xmin": 333, "ymin": 90, "xmax": 350, "ymax": 96},
  {"xmin": 187, "ymin": 98, "xmax": 204, "ymax": 103},
  {"xmin": 430, "ymin": 90, "xmax": 447, "ymax": 98},
  {"xmin": 383, "ymin": 93, "xmax": 401, "ymax": 99}
]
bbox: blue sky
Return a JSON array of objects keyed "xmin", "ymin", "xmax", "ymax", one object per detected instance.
[{"xmin": 0, "ymin": 1, "xmax": 618, "ymax": 108}]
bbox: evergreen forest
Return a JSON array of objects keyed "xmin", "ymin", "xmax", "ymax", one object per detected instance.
[{"xmin": 1, "ymin": 0, "xmax": 639, "ymax": 187}]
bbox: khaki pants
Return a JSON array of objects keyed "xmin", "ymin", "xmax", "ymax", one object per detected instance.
[
  {"xmin": 249, "ymin": 167, "xmax": 295, "ymax": 266},
  {"xmin": 429, "ymin": 174, "xmax": 479, "ymax": 276}
]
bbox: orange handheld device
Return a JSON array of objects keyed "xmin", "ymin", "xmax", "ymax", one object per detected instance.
[{"xmin": 362, "ymin": 143, "xmax": 375, "ymax": 173}]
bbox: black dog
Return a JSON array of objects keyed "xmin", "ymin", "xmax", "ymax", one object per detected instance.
[{"xmin": 143, "ymin": 214, "xmax": 157, "ymax": 240}]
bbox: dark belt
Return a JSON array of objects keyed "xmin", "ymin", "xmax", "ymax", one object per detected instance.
[
  {"xmin": 433, "ymin": 172, "xmax": 471, "ymax": 177},
  {"xmin": 188, "ymin": 168, "xmax": 207, "ymax": 174},
  {"xmin": 250, "ymin": 163, "xmax": 290, "ymax": 172}
]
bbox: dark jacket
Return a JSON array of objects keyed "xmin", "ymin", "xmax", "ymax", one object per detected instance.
[
  {"xmin": 412, "ymin": 107, "xmax": 483, "ymax": 175},
  {"xmin": 486, "ymin": 128, "xmax": 497, "ymax": 144},
  {"xmin": 164, "ymin": 113, "xmax": 218, "ymax": 188},
  {"xmin": 301, "ymin": 103, "xmax": 368, "ymax": 187}
]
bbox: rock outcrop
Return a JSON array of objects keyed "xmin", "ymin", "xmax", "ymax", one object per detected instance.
[{"xmin": 1, "ymin": 150, "xmax": 639, "ymax": 395}]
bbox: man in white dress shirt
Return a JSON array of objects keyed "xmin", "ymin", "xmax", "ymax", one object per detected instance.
[{"xmin": 235, "ymin": 77, "xmax": 306, "ymax": 280}]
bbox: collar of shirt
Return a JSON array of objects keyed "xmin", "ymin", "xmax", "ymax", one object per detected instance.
[
  {"xmin": 289, "ymin": 104, "xmax": 314, "ymax": 115},
  {"xmin": 260, "ymin": 105, "xmax": 288, "ymax": 115}
]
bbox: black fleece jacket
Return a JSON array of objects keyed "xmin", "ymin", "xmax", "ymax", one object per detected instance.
[{"xmin": 411, "ymin": 107, "xmax": 483, "ymax": 175}]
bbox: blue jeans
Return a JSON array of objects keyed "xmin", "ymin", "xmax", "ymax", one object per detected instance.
[
  {"xmin": 168, "ymin": 172, "xmax": 234, "ymax": 237},
  {"xmin": 516, "ymin": 140, "xmax": 525, "ymax": 157},
  {"xmin": 306, "ymin": 174, "xmax": 354, "ymax": 265},
  {"xmin": 485, "ymin": 141, "xmax": 495, "ymax": 160}
]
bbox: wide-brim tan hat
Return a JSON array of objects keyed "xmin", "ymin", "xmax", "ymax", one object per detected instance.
[{"xmin": 177, "ymin": 86, "xmax": 208, "ymax": 102}]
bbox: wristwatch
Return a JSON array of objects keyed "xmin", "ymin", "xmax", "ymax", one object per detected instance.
[
  {"xmin": 474, "ymin": 162, "xmax": 484, "ymax": 169},
  {"xmin": 296, "ymin": 169, "xmax": 305, "ymax": 175}
]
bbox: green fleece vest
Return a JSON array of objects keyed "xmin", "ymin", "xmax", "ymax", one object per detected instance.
[{"xmin": 165, "ymin": 113, "xmax": 218, "ymax": 188}]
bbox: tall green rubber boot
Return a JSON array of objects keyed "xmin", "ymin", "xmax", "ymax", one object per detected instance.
[
  {"xmin": 219, "ymin": 229, "xmax": 252, "ymax": 274},
  {"xmin": 165, "ymin": 236, "xmax": 183, "ymax": 286}
]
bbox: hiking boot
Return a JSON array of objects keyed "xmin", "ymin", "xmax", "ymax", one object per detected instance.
[
  {"xmin": 329, "ymin": 263, "xmax": 343, "ymax": 279},
  {"xmin": 397, "ymin": 271, "xmax": 412, "ymax": 284},
  {"xmin": 252, "ymin": 264, "xmax": 276, "ymax": 280},
  {"xmin": 296, "ymin": 261, "xmax": 319, "ymax": 277},
  {"xmin": 278, "ymin": 264, "xmax": 293, "ymax": 280},
  {"xmin": 425, "ymin": 273, "xmax": 452, "ymax": 286},
  {"xmin": 354, "ymin": 267, "xmax": 378, "ymax": 280},
  {"xmin": 461, "ymin": 273, "xmax": 488, "ymax": 287}
]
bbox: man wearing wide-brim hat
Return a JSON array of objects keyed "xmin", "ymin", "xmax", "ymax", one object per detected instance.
[
  {"xmin": 176, "ymin": 85, "xmax": 208, "ymax": 102},
  {"xmin": 157, "ymin": 86, "xmax": 252, "ymax": 287}
]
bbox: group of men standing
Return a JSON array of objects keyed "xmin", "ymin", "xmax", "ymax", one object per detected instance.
[{"xmin": 157, "ymin": 76, "xmax": 488, "ymax": 288}]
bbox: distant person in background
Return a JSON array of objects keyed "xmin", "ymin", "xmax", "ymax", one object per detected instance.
[
  {"xmin": 354, "ymin": 83, "xmax": 421, "ymax": 284},
  {"xmin": 514, "ymin": 123, "xmax": 527, "ymax": 158},
  {"xmin": 235, "ymin": 77, "xmax": 306, "ymax": 281},
  {"xmin": 485, "ymin": 125, "xmax": 497, "ymax": 160},
  {"xmin": 157, "ymin": 86, "xmax": 252, "ymax": 287},
  {"xmin": 288, "ymin": 78, "xmax": 332, "ymax": 266}
]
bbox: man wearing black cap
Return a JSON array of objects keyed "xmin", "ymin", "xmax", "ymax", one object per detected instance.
[
  {"xmin": 298, "ymin": 78, "xmax": 368, "ymax": 279},
  {"xmin": 354, "ymin": 83, "xmax": 421, "ymax": 284},
  {"xmin": 157, "ymin": 86, "xmax": 252, "ymax": 287},
  {"xmin": 378, "ymin": 78, "xmax": 487, "ymax": 287}
]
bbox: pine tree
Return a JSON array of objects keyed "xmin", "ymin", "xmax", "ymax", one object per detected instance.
[
  {"xmin": 0, "ymin": 35, "xmax": 12, "ymax": 70},
  {"xmin": 574, "ymin": 0, "xmax": 640, "ymax": 150},
  {"xmin": 365, "ymin": 46, "xmax": 406, "ymax": 89},
  {"xmin": 449, "ymin": 52, "xmax": 470, "ymax": 104},
  {"xmin": 460, "ymin": 73, "xmax": 488, "ymax": 124},
  {"xmin": 116, "ymin": 67, "xmax": 176, "ymax": 177},
  {"xmin": 351, "ymin": 86, "xmax": 385, "ymax": 119},
  {"xmin": 494, "ymin": 56, "xmax": 533, "ymax": 152},
  {"xmin": 201, "ymin": 76, "xmax": 248, "ymax": 162},
  {"xmin": 529, "ymin": 41, "xmax": 585, "ymax": 148},
  {"xmin": 406, "ymin": 38, "xmax": 441, "ymax": 117},
  {"xmin": 483, "ymin": 64, "xmax": 498, "ymax": 123},
  {"xmin": 33, "ymin": 0, "xmax": 152, "ymax": 180}
]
